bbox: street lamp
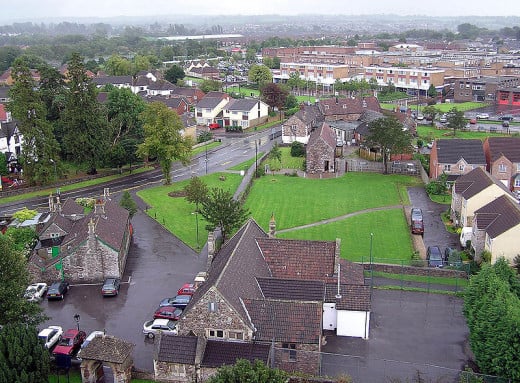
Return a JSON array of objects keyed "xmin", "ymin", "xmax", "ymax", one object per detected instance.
[
  {"xmin": 50, "ymin": 159, "xmax": 57, "ymax": 182},
  {"xmin": 205, "ymin": 144, "xmax": 208, "ymax": 175},
  {"xmin": 73, "ymin": 313, "xmax": 80, "ymax": 331},
  {"xmin": 369, "ymin": 233, "xmax": 374, "ymax": 293}
]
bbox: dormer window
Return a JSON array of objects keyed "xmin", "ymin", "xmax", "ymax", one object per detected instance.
[{"xmin": 498, "ymin": 164, "xmax": 507, "ymax": 173}]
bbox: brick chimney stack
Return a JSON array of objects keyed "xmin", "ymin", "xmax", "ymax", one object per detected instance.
[{"xmin": 268, "ymin": 213, "xmax": 276, "ymax": 238}]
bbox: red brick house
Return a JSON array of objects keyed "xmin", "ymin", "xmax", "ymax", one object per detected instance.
[
  {"xmin": 483, "ymin": 137, "xmax": 520, "ymax": 191},
  {"xmin": 318, "ymin": 96, "xmax": 380, "ymax": 122},
  {"xmin": 429, "ymin": 139, "xmax": 486, "ymax": 180}
]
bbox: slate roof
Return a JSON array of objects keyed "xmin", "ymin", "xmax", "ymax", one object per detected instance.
[
  {"xmin": 147, "ymin": 79, "xmax": 177, "ymax": 91},
  {"xmin": 201, "ymin": 340, "xmax": 270, "ymax": 368},
  {"xmin": 435, "ymin": 139, "xmax": 486, "ymax": 164},
  {"xmin": 186, "ymin": 219, "xmax": 271, "ymax": 326},
  {"xmin": 485, "ymin": 137, "xmax": 520, "ymax": 163},
  {"xmin": 156, "ymin": 335, "xmax": 197, "ymax": 364},
  {"xmin": 307, "ymin": 122, "xmax": 336, "ymax": 149},
  {"xmin": 256, "ymin": 277, "xmax": 326, "ymax": 301},
  {"xmin": 244, "ymin": 299, "xmax": 322, "ymax": 343},
  {"xmin": 319, "ymin": 96, "xmax": 380, "ymax": 116},
  {"xmin": 293, "ymin": 103, "xmax": 324, "ymax": 127},
  {"xmin": 147, "ymin": 95, "xmax": 188, "ymax": 109},
  {"xmin": 61, "ymin": 198, "xmax": 85, "ymax": 216},
  {"xmin": 79, "ymin": 335, "xmax": 134, "ymax": 364},
  {"xmin": 225, "ymin": 98, "xmax": 259, "ymax": 112},
  {"xmin": 92, "ymin": 75, "xmax": 132, "ymax": 86},
  {"xmin": 325, "ymin": 284, "xmax": 371, "ymax": 311},
  {"xmin": 196, "ymin": 96, "xmax": 227, "ymax": 109},
  {"xmin": 474, "ymin": 194, "xmax": 520, "ymax": 238},
  {"xmin": 0, "ymin": 121, "xmax": 18, "ymax": 140},
  {"xmin": 455, "ymin": 168, "xmax": 510, "ymax": 199}
]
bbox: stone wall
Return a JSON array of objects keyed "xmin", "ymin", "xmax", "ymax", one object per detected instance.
[
  {"xmin": 306, "ymin": 138, "xmax": 334, "ymax": 174},
  {"xmin": 153, "ymin": 361, "xmax": 196, "ymax": 383},
  {"xmin": 273, "ymin": 342, "xmax": 320, "ymax": 375},
  {"xmin": 177, "ymin": 287, "xmax": 253, "ymax": 341}
]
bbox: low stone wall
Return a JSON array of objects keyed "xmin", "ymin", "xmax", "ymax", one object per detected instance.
[{"xmin": 362, "ymin": 262, "xmax": 468, "ymax": 278}]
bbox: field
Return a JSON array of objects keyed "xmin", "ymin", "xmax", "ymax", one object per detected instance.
[
  {"xmin": 263, "ymin": 147, "xmax": 305, "ymax": 171},
  {"xmin": 417, "ymin": 125, "xmax": 509, "ymax": 141}
]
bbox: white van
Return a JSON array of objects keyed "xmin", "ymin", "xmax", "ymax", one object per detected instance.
[{"xmin": 460, "ymin": 227, "xmax": 472, "ymax": 248}]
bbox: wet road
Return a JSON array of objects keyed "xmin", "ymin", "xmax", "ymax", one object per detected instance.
[
  {"xmin": 408, "ymin": 186, "xmax": 459, "ymax": 250},
  {"xmin": 39, "ymin": 210, "xmax": 208, "ymax": 372}
]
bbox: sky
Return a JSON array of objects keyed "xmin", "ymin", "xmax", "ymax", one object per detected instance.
[{"xmin": 1, "ymin": 0, "xmax": 519, "ymax": 23}]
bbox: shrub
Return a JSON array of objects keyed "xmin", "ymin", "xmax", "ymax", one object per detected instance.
[
  {"xmin": 290, "ymin": 141, "xmax": 305, "ymax": 157},
  {"xmin": 197, "ymin": 131, "xmax": 213, "ymax": 143}
]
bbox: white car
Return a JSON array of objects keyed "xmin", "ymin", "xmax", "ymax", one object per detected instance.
[
  {"xmin": 476, "ymin": 112, "xmax": 490, "ymax": 119},
  {"xmin": 416, "ymin": 113, "xmax": 424, "ymax": 120},
  {"xmin": 38, "ymin": 326, "xmax": 63, "ymax": 350},
  {"xmin": 24, "ymin": 283, "xmax": 48, "ymax": 302},
  {"xmin": 143, "ymin": 318, "xmax": 178, "ymax": 339},
  {"xmin": 77, "ymin": 330, "xmax": 104, "ymax": 359}
]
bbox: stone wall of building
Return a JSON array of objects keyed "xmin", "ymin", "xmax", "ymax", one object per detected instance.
[
  {"xmin": 154, "ymin": 361, "xmax": 195, "ymax": 383},
  {"xmin": 273, "ymin": 342, "xmax": 320, "ymax": 375},
  {"xmin": 306, "ymin": 138, "xmax": 334, "ymax": 174},
  {"xmin": 177, "ymin": 287, "xmax": 253, "ymax": 341}
]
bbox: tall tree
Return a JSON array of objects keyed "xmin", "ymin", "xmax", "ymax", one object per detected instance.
[
  {"xmin": 119, "ymin": 190, "xmax": 138, "ymax": 218},
  {"xmin": 0, "ymin": 235, "xmax": 45, "ymax": 327},
  {"xmin": 62, "ymin": 52, "xmax": 109, "ymax": 174},
  {"xmin": 446, "ymin": 107, "xmax": 466, "ymax": 137},
  {"xmin": 104, "ymin": 54, "xmax": 132, "ymax": 75},
  {"xmin": 248, "ymin": 64, "xmax": 272, "ymax": 87},
  {"xmin": 199, "ymin": 187, "xmax": 249, "ymax": 241},
  {"xmin": 184, "ymin": 176, "xmax": 209, "ymax": 213},
  {"xmin": 137, "ymin": 101, "xmax": 192, "ymax": 185},
  {"xmin": 422, "ymin": 105, "xmax": 439, "ymax": 126},
  {"xmin": 365, "ymin": 116, "xmax": 412, "ymax": 174},
  {"xmin": 260, "ymin": 83, "xmax": 288, "ymax": 110},
  {"xmin": 164, "ymin": 65, "xmax": 185, "ymax": 84},
  {"xmin": 0, "ymin": 324, "xmax": 50, "ymax": 383},
  {"xmin": 38, "ymin": 63, "xmax": 66, "ymax": 123},
  {"xmin": 7, "ymin": 57, "xmax": 61, "ymax": 185}
]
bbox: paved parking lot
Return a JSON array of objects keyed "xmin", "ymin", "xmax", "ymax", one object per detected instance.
[{"xmin": 39, "ymin": 210, "xmax": 207, "ymax": 372}]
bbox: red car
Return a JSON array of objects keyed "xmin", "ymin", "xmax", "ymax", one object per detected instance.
[
  {"xmin": 177, "ymin": 283, "xmax": 196, "ymax": 296},
  {"xmin": 208, "ymin": 123, "xmax": 220, "ymax": 130},
  {"xmin": 154, "ymin": 306, "xmax": 183, "ymax": 320},
  {"xmin": 52, "ymin": 329, "xmax": 86, "ymax": 356}
]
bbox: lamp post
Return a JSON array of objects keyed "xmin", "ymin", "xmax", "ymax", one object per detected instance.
[
  {"xmin": 205, "ymin": 144, "xmax": 208, "ymax": 175},
  {"xmin": 192, "ymin": 210, "xmax": 199, "ymax": 250},
  {"xmin": 50, "ymin": 159, "xmax": 57, "ymax": 182},
  {"xmin": 369, "ymin": 233, "xmax": 374, "ymax": 293},
  {"xmin": 73, "ymin": 313, "xmax": 80, "ymax": 331}
]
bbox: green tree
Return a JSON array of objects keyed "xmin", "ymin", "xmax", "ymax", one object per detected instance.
[
  {"xmin": 0, "ymin": 46, "xmax": 22, "ymax": 72},
  {"xmin": 446, "ymin": 107, "xmax": 466, "ymax": 137},
  {"xmin": 269, "ymin": 142, "xmax": 282, "ymax": 163},
  {"xmin": 365, "ymin": 116, "xmax": 412, "ymax": 174},
  {"xmin": 184, "ymin": 176, "xmax": 209, "ymax": 213},
  {"xmin": 290, "ymin": 141, "xmax": 305, "ymax": 157},
  {"xmin": 137, "ymin": 101, "xmax": 192, "ymax": 185},
  {"xmin": 62, "ymin": 52, "xmax": 109, "ymax": 174},
  {"xmin": 248, "ymin": 64, "xmax": 272, "ymax": 87},
  {"xmin": 206, "ymin": 359, "xmax": 287, "ymax": 383},
  {"xmin": 7, "ymin": 57, "xmax": 61, "ymax": 185},
  {"xmin": 0, "ymin": 324, "xmax": 50, "ymax": 383},
  {"xmin": 286, "ymin": 72, "xmax": 305, "ymax": 94},
  {"xmin": 199, "ymin": 188, "xmax": 249, "ymax": 241},
  {"xmin": 200, "ymin": 79, "xmax": 222, "ymax": 93},
  {"xmin": 132, "ymin": 54, "xmax": 150, "ymax": 73},
  {"xmin": 164, "ymin": 65, "xmax": 185, "ymax": 84},
  {"xmin": 38, "ymin": 63, "xmax": 66, "ymax": 124},
  {"xmin": 0, "ymin": 235, "xmax": 45, "ymax": 326},
  {"xmin": 0, "ymin": 152, "xmax": 8, "ymax": 176},
  {"xmin": 245, "ymin": 48, "xmax": 257, "ymax": 63},
  {"xmin": 427, "ymin": 84, "xmax": 438, "ymax": 99},
  {"xmin": 12, "ymin": 207, "xmax": 38, "ymax": 222},
  {"xmin": 104, "ymin": 54, "xmax": 133, "ymax": 75},
  {"xmin": 4, "ymin": 227, "xmax": 38, "ymax": 254},
  {"xmin": 119, "ymin": 190, "xmax": 138, "ymax": 218},
  {"xmin": 422, "ymin": 105, "xmax": 439, "ymax": 126},
  {"xmin": 272, "ymin": 56, "xmax": 281, "ymax": 69}
]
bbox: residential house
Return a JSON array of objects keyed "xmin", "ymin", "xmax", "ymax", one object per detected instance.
[
  {"xmin": 222, "ymin": 98, "xmax": 269, "ymax": 129},
  {"xmin": 281, "ymin": 103, "xmax": 323, "ymax": 144},
  {"xmin": 306, "ymin": 122, "xmax": 340, "ymax": 176},
  {"xmin": 317, "ymin": 96, "xmax": 380, "ymax": 122},
  {"xmin": 0, "ymin": 120, "xmax": 21, "ymax": 160},
  {"xmin": 429, "ymin": 139, "xmax": 486, "ymax": 180},
  {"xmin": 156, "ymin": 219, "xmax": 370, "ymax": 381},
  {"xmin": 187, "ymin": 66, "xmax": 220, "ymax": 80},
  {"xmin": 171, "ymin": 87, "xmax": 205, "ymax": 106},
  {"xmin": 483, "ymin": 137, "xmax": 520, "ymax": 191},
  {"xmin": 0, "ymin": 68, "xmax": 40, "ymax": 86},
  {"xmin": 472, "ymin": 195, "xmax": 520, "ymax": 263},
  {"xmin": 92, "ymin": 75, "xmax": 133, "ymax": 89},
  {"xmin": 450, "ymin": 167, "xmax": 515, "ymax": 228},
  {"xmin": 146, "ymin": 79, "xmax": 177, "ymax": 97},
  {"xmin": 0, "ymin": 86, "xmax": 10, "ymax": 103},
  {"xmin": 147, "ymin": 95, "xmax": 190, "ymax": 116},
  {"xmin": 27, "ymin": 191, "xmax": 132, "ymax": 283},
  {"xmin": 195, "ymin": 95, "xmax": 230, "ymax": 126}
]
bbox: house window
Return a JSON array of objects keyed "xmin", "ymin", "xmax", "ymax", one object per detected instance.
[
  {"xmin": 208, "ymin": 329, "xmax": 224, "ymax": 338},
  {"xmin": 515, "ymin": 179, "xmax": 520, "ymax": 187},
  {"xmin": 51, "ymin": 233, "xmax": 59, "ymax": 238},
  {"xmin": 282, "ymin": 343, "xmax": 297, "ymax": 361},
  {"xmin": 443, "ymin": 164, "xmax": 451, "ymax": 171},
  {"xmin": 228, "ymin": 331, "xmax": 243, "ymax": 340},
  {"xmin": 498, "ymin": 164, "xmax": 507, "ymax": 173},
  {"xmin": 459, "ymin": 164, "xmax": 465, "ymax": 171},
  {"xmin": 208, "ymin": 302, "xmax": 218, "ymax": 312}
]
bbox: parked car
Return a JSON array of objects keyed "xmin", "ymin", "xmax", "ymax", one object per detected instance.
[
  {"xmin": 416, "ymin": 113, "xmax": 424, "ymax": 120},
  {"xmin": 101, "ymin": 278, "xmax": 120, "ymax": 297},
  {"xmin": 208, "ymin": 123, "xmax": 220, "ymax": 130},
  {"xmin": 142, "ymin": 318, "xmax": 178, "ymax": 339},
  {"xmin": 77, "ymin": 330, "xmax": 104, "ymax": 360},
  {"xmin": 469, "ymin": 118, "xmax": 477, "ymax": 125},
  {"xmin": 154, "ymin": 306, "xmax": 183, "ymax": 320},
  {"xmin": 439, "ymin": 114, "xmax": 447, "ymax": 123},
  {"xmin": 426, "ymin": 246, "xmax": 444, "ymax": 268},
  {"xmin": 502, "ymin": 120, "xmax": 510, "ymax": 128},
  {"xmin": 177, "ymin": 283, "xmax": 196, "ymax": 296},
  {"xmin": 499, "ymin": 115, "xmax": 514, "ymax": 121},
  {"xmin": 411, "ymin": 220, "xmax": 424, "ymax": 236},
  {"xmin": 24, "ymin": 283, "xmax": 48, "ymax": 302},
  {"xmin": 444, "ymin": 247, "xmax": 463, "ymax": 267},
  {"xmin": 47, "ymin": 281, "xmax": 69, "ymax": 300},
  {"xmin": 159, "ymin": 294, "xmax": 191, "ymax": 309},
  {"xmin": 38, "ymin": 326, "xmax": 63, "ymax": 350},
  {"xmin": 52, "ymin": 329, "xmax": 86, "ymax": 356},
  {"xmin": 475, "ymin": 113, "xmax": 489, "ymax": 119},
  {"xmin": 411, "ymin": 208, "xmax": 423, "ymax": 223}
]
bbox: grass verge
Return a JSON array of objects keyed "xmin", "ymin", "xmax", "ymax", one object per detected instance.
[
  {"xmin": 417, "ymin": 125, "xmax": 509, "ymax": 140},
  {"xmin": 228, "ymin": 154, "xmax": 263, "ymax": 172},
  {"xmin": 373, "ymin": 285, "xmax": 460, "ymax": 296},
  {"xmin": 263, "ymin": 147, "xmax": 304, "ymax": 171},
  {"xmin": 368, "ymin": 270, "xmax": 468, "ymax": 286},
  {"xmin": 429, "ymin": 193, "xmax": 451, "ymax": 205}
]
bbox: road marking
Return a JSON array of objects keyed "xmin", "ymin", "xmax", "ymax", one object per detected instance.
[{"xmin": 221, "ymin": 161, "xmax": 231, "ymax": 166}]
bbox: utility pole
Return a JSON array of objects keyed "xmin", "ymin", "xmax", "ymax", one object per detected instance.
[
  {"xmin": 255, "ymin": 139, "xmax": 258, "ymax": 178},
  {"xmin": 205, "ymin": 144, "xmax": 208, "ymax": 175}
]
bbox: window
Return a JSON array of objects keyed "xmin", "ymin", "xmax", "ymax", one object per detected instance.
[
  {"xmin": 282, "ymin": 343, "xmax": 296, "ymax": 361},
  {"xmin": 208, "ymin": 329, "xmax": 224, "ymax": 338},
  {"xmin": 228, "ymin": 331, "xmax": 243, "ymax": 340},
  {"xmin": 443, "ymin": 164, "xmax": 451, "ymax": 171},
  {"xmin": 515, "ymin": 179, "xmax": 520, "ymax": 187},
  {"xmin": 208, "ymin": 302, "xmax": 218, "ymax": 312},
  {"xmin": 459, "ymin": 164, "xmax": 465, "ymax": 171},
  {"xmin": 498, "ymin": 164, "xmax": 507, "ymax": 173}
]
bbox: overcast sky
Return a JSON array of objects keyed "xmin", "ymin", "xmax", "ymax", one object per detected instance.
[{"xmin": 2, "ymin": 0, "xmax": 519, "ymax": 22}]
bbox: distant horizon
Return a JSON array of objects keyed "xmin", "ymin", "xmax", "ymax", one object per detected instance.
[{"xmin": 1, "ymin": 0, "xmax": 519, "ymax": 24}]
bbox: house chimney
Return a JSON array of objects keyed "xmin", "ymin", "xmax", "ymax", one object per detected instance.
[
  {"xmin": 48, "ymin": 194, "xmax": 54, "ymax": 212},
  {"xmin": 94, "ymin": 197, "xmax": 105, "ymax": 215},
  {"xmin": 103, "ymin": 188, "xmax": 110, "ymax": 198},
  {"xmin": 362, "ymin": 99, "xmax": 367, "ymax": 108},
  {"xmin": 268, "ymin": 213, "xmax": 276, "ymax": 238}
]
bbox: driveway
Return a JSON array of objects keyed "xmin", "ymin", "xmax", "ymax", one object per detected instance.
[
  {"xmin": 408, "ymin": 186, "xmax": 459, "ymax": 251},
  {"xmin": 322, "ymin": 289, "xmax": 471, "ymax": 382},
  {"xmin": 39, "ymin": 210, "xmax": 208, "ymax": 373}
]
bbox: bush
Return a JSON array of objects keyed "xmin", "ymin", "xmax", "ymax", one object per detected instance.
[
  {"xmin": 290, "ymin": 141, "xmax": 305, "ymax": 157},
  {"xmin": 225, "ymin": 125, "xmax": 243, "ymax": 133},
  {"xmin": 197, "ymin": 131, "xmax": 213, "ymax": 143}
]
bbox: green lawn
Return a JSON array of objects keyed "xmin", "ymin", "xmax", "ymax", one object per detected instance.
[
  {"xmin": 429, "ymin": 193, "xmax": 451, "ymax": 205},
  {"xmin": 228, "ymin": 153, "xmax": 264, "ymax": 172},
  {"xmin": 246, "ymin": 172, "xmax": 418, "ymax": 232},
  {"xmin": 381, "ymin": 101, "xmax": 488, "ymax": 113},
  {"xmin": 417, "ymin": 125, "xmax": 509, "ymax": 141},
  {"xmin": 368, "ymin": 270, "xmax": 468, "ymax": 286},
  {"xmin": 136, "ymin": 172, "xmax": 243, "ymax": 250},
  {"xmin": 192, "ymin": 141, "xmax": 221, "ymax": 156},
  {"xmin": 263, "ymin": 147, "xmax": 304, "ymax": 171},
  {"xmin": 276, "ymin": 208, "xmax": 413, "ymax": 263}
]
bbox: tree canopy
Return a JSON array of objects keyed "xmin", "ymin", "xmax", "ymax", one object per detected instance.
[
  {"xmin": 137, "ymin": 101, "xmax": 192, "ymax": 184},
  {"xmin": 260, "ymin": 83, "xmax": 288, "ymax": 110},
  {"xmin": 446, "ymin": 107, "xmax": 466, "ymax": 136},
  {"xmin": 164, "ymin": 64, "xmax": 185, "ymax": 84},
  {"xmin": 184, "ymin": 176, "xmax": 209, "ymax": 212},
  {"xmin": 248, "ymin": 64, "xmax": 273, "ymax": 86},
  {"xmin": 205, "ymin": 359, "xmax": 287, "ymax": 383},
  {"xmin": 365, "ymin": 116, "xmax": 412, "ymax": 174}
]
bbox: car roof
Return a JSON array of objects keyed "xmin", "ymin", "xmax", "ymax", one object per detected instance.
[
  {"xmin": 153, "ymin": 318, "xmax": 170, "ymax": 325},
  {"xmin": 63, "ymin": 329, "xmax": 80, "ymax": 337}
]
